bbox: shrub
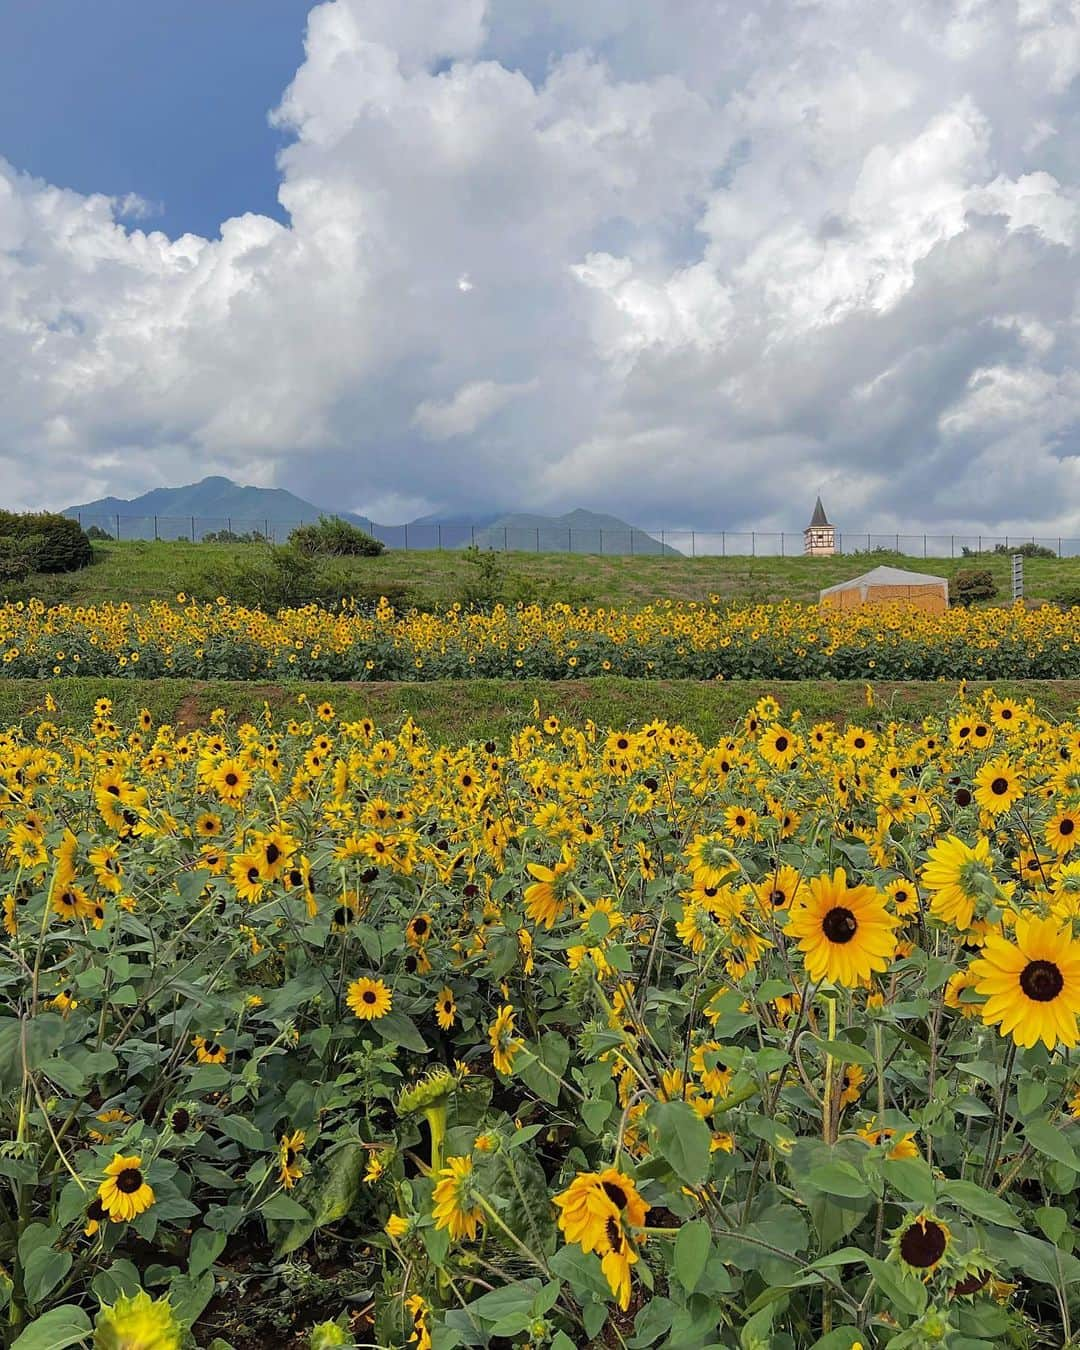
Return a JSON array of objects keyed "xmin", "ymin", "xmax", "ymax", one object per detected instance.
[
  {"xmin": 202, "ymin": 528, "xmax": 268, "ymax": 544},
  {"xmin": 289, "ymin": 516, "xmax": 384, "ymax": 557},
  {"xmin": 0, "ymin": 533, "xmax": 43, "ymax": 582},
  {"xmin": 201, "ymin": 545, "xmax": 410, "ymax": 612},
  {"xmin": 0, "ymin": 510, "xmax": 92, "ymax": 572},
  {"xmin": 949, "ymin": 567, "xmax": 998, "ymax": 606},
  {"xmin": 993, "ymin": 541, "xmax": 1056, "ymax": 559},
  {"xmin": 458, "ymin": 546, "xmax": 506, "ymax": 610},
  {"xmin": 85, "ymin": 524, "xmax": 113, "ymax": 541}
]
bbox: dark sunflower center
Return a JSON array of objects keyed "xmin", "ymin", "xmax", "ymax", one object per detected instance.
[
  {"xmin": 955, "ymin": 788, "xmax": 972, "ymax": 806},
  {"xmin": 822, "ymin": 906, "xmax": 858, "ymax": 944},
  {"xmin": 87, "ymin": 1198, "xmax": 107, "ymax": 1221},
  {"xmin": 601, "ymin": 1180, "xmax": 628, "ymax": 1209},
  {"xmin": 225, "ymin": 773, "xmax": 238, "ymax": 786},
  {"xmin": 953, "ymin": 1270, "xmax": 989, "ymax": 1296},
  {"xmin": 899, "ymin": 1219, "xmax": 947, "ymax": 1268},
  {"xmin": 1020, "ymin": 959, "xmax": 1064, "ymax": 1002},
  {"xmin": 990, "ymin": 777, "xmax": 1009, "ymax": 795},
  {"xmin": 116, "ymin": 1167, "xmax": 144, "ymax": 1194},
  {"xmin": 1062, "ymin": 819, "xmax": 1076, "ymax": 836},
  {"xmin": 288, "ymin": 869, "xmax": 302, "ymax": 886},
  {"xmin": 247, "ymin": 867, "xmax": 259, "ymax": 884},
  {"xmin": 895, "ymin": 890, "xmax": 908, "ymax": 904},
  {"xmin": 362, "ymin": 990, "xmax": 377, "ymax": 1004},
  {"xmin": 605, "ymin": 1215, "xmax": 623, "ymax": 1249},
  {"xmin": 285, "ymin": 1148, "xmax": 296, "ymax": 1165},
  {"xmin": 853, "ymin": 737, "xmax": 866, "ymax": 749},
  {"xmin": 265, "ymin": 843, "xmax": 281, "ymax": 865},
  {"xmin": 775, "ymin": 736, "xmax": 788, "ymax": 752},
  {"xmin": 171, "ymin": 1108, "xmax": 191, "ymax": 1132},
  {"xmin": 770, "ymin": 889, "xmax": 787, "ymax": 906},
  {"xmin": 413, "ymin": 917, "xmax": 428, "ymax": 935}
]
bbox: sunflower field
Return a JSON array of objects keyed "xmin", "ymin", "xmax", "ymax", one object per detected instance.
[
  {"xmin": 1, "ymin": 594, "xmax": 1079, "ymax": 682},
  {"xmin": 6, "ymin": 686, "xmax": 1080, "ymax": 1349}
]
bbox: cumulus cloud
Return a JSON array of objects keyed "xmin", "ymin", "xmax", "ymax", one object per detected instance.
[{"xmin": 1, "ymin": 0, "xmax": 1079, "ymax": 531}]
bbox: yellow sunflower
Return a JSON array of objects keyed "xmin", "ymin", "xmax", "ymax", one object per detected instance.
[
  {"xmin": 920, "ymin": 834, "xmax": 995, "ymax": 933},
  {"xmin": 488, "ymin": 1004, "xmax": 523, "ymax": 1076},
  {"xmin": 347, "ymin": 977, "xmax": 393, "ymax": 1021},
  {"xmin": 278, "ymin": 1129, "xmax": 306, "ymax": 1189},
  {"xmin": 435, "ymin": 987, "xmax": 457, "ymax": 1031},
  {"xmin": 432, "ymin": 1155, "xmax": 483, "ymax": 1241},
  {"xmin": 969, "ymin": 913, "xmax": 1080, "ymax": 1050},
  {"xmin": 523, "ymin": 855, "xmax": 575, "ymax": 929},
  {"xmin": 97, "ymin": 1154, "xmax": 155, "ymax": 1223},
  {"xmin": 973, "ymin": 756, "xmax": 1024, "ymax": 815},
  {"xmin": 784, "ymin": 869, "xmax": 898, "ymax": 987}
]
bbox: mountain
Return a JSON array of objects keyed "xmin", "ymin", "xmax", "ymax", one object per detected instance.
[
  {"xmin": 63, "ymin": 478, "xmax": 679, "ymax": 554},
  {"xmin": 64, "ymin": 477, "xmax": 373, "ymax": 542}
]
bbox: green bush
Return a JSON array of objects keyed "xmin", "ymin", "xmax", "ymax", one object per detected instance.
[
  {"xmin": 993, "ymin": 540, "xmax": 1056, "ymax": 558},
  {"xmin": 949, "ymin": 567, "xmax": 998, "ymax": 606},
  {"xmin": 0, "ymin": 510, "xmax": 92, "ymax": 572},
  {"xmin": 289, "ymin": 516, "xmax": 384, "ymax": 557},
  {"xmin": 85, "ymin": 524, "xmax": 113, "ymax": 541},
  {"xmin": 0, "ymin": 533, "xmax": 44, "ymax": 582},
  {"xmin": 201, "ymin": 545, "xmax": 409, "ymax": 612}
]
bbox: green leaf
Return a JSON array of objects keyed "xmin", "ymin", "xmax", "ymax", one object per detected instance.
[
  {"xmin": 674, "ymin": 1218, "xmax": 711, "ymax": 1293},
  {"xmin": 650, "ymin": 1100, "xmax": 711, "ymax": 1186},
  {"xmin": 518, "ymin": 1033, "xmax": 570, "ymax": 1106},
  {"xmin": 261, "ymin": 1192, "xmax": 310, "ymax": 1222},
  {"xmin": 866, "ymin": 1256, "xmax": 927, "ymax": 1318},
  {"xmin": 10, "ymin": 1305, "xmax": 92, "ymax": 1350},
  {"xmin": 808, "ymin": 1037, "xmax": 874, "ymax": 1068},
  {"xmin": 311, "ymin": 1141, "xmax": 365, "ymax": 1227},
  {"xmin": 373, "ymin": 1009, "xmax": 429, "ymax": 1053},
  {"xmin": 1036, "ymin": 1205, "xmax": 1069, "ymax": 1247},
  {"xmin": 166, "ymin": 1269, "xmax": 216, "ymax": 1327},
  {"xmin": 881, "ymin": 1157, "xmax": 936, "ymax": 1207},
  {"xmin": 189, "ymin": 1228, "xmax": 228, "ymax": 1277},
  {"xmin": 809, "ymin": 1329, "xmax": 867, "ymax": 1349},
  {"xmin": 217, "ymin": 1115, "xmax": 266, "ymax": 1150},
  {"xmin": 1026, "ymin": 1118, "xmax": 1080, "ymax": 1171},
  {"xmin": 943, "ymin": 1180, "xmax": 1022, "ymax": 1229},
  {"xmin": 22, "ymin": 1247, "xmax": 72, "ymax": 1307},
  {"xmin": 806, "ymin": 1163, "xmax": 871, "ymax": 1199}
]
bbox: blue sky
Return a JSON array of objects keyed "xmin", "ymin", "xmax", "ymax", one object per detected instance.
[{"xmin": 0, "ymin": 0, "xmax": 311, "ymax": 237}]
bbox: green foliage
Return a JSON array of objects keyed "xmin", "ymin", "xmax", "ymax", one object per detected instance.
[
  {"xmin": 0, "ymin": 535, "xmax": 44, "ymax": 584},
  {"xmin": 199, "ymin": 544, "xmax": 411, "ymax": 614},
  {"xmin": 949, "ymin": 567, "xmax": 998, "ymax": 606},
  {"xmin": 201, "ymin": 528, "xmax": 268, "ymax": 544},
  {"xmin": 85, "ymin": 525, "xmax": 113, "ymax": 542},
  {"xmin": 0, "ymin": 511, "xmax": 91, "ymax": 573},
  {"xmin": 993, "ymin": 540, "xmax": 1057, "ymax": 558},
  {"xmin": 289, "ymin": 516, "xmax": 384, "ymax": 558}
]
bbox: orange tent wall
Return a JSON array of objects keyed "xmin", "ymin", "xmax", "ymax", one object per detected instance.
[{"xmin": 820, "ymin": 584, "xmax": 948, "ymax": 614}]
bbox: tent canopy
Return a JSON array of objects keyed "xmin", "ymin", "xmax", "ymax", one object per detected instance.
[{"xmin": 820, "ymin": 565, "xmax": 948, "ymax": 599}]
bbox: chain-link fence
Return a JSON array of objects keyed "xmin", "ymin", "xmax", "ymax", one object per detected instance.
[{"xmin": 66, "ymin": 512, "xmax": 1080, "ymax": 559}]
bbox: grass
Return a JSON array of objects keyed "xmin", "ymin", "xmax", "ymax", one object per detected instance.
[
  {"xmin": 13, "ymin": 676, "xmax": 1080, "ymax": 742},
  {"xmin": 13, "ymin": 540, "xmax": 1080, "ymax": 611}
]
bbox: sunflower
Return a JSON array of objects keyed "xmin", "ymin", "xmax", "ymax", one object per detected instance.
[
  {"xmin": 554, "ymin": 1167, "xmax": 648, "ymax": 1252},
  {"xmin": 838, "ymin": 1063, "xmax": 865, "ymax": 1107},
  {"xmin": 1046, "ymin": 809, "xmax": 1080, "ymax": 856},
  {"xmin": 385, "ymin": 1212, "xmax": 410, "ymax": 1239},
  {"xmin": 969, "ymin": 913, "xmax": 1080, "ymax": 1050},
  {"xmin": 488, "ymin": 1004, "xmax": 523, "ymax": 1075},
  {"xmin": 229, "ymin": 851, "xmax": 266, "ymax": 905},
  {"xmin": 894, "ymin": 1213, "xmax": 952, "ymax": 1278},
  {"xmin": 685, "ymin": 832, "xmax": 734, "ymax": 889},
  {"xmin": 524, "ymin": 855, "xmax": 575, "ymax": 929},
  {"xmin": 347, "ymin": 977, "xmax": 393, "ymax": 1021},
  {"xmin": 88, "ymin": 843, "xmax": 123, "ymax": 894},
  {"xmin": 784, "ymin": 869, "xmax": 898, "ymax": 987},
  {"xmin": 193, "ymin": 1035, "xmax": 227, "ymax": 1064},
  {"xmin": 93, "ymin": 1291, "xmax": 180, "ymax": 1350},
  {"xmin": 278, "ymin": 1129, "xmax": 306, "ymax": 1190},
  {"xmin": 973, "ymin": 757, "xmax": 1024, "ymax": 815},
  {"xmin": 759, "ymin": 724, "xmax": 801, "ymax": 771},
  {"xmin": 51, "ymin": 882, "xmax": 95, "ymax": 923},
  {"xmin": 253, "ymin": 828, "xmax": 295, "ymax": 881},
  {"xmin": 432, "ymin": 1155, "xmax": 483, "ymax": 1241},
  {"xmin": 920, "ymin": 835, "xmax": 995, "ymax": 933},
  {"xmin": 690, "ymin": 1041, "xmax": 732, "ymax": 1097},
  {"xmin": 406, "ymin": 913, "xmax": 433, "ymax": 947},
  {"xmin": 435, "ymin": 987, "xmax": 457, "ymax": 1030},
  {"xmin": 843, "ymin": 726, "xmax": 877, "ymax": 759},
  {"xmin": 84, "ymin": 1196, "xmax": 108, "ymax": 1237},
  {"xmin": 724, "ymin": 804, "xmax": 759, "ymax": 839},
  {"xmin": 858, "ymin": 1122, "xmax": 919, "ymax": 1160},
  {"xmin": 884, "ymin": 878, "xmax": 919, "ymax": 917},
  {"xmin": 212, "ymin": 757, "xmax": 251, "ymax": 805},
  {"xmin": 98, "ymin": 1154, "xmax": 156, "ymax": 1223},
  {"xmin": 754, "ymin": 864, "xmax": 804, "ymax": 914}
]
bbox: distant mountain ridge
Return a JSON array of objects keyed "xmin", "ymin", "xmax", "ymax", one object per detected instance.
[{"xmin": 63, "ymin": 477, "xmax": 677, "ymax": 553}]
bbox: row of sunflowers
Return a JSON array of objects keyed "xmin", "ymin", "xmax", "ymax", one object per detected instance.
[
  {"xmin": 4, "ymin": 685, "xmax": 1080, "ymax": 1348},
  {"xmin": 0, "ymin": 594, "xmax": 1078, "ymax": 681}
]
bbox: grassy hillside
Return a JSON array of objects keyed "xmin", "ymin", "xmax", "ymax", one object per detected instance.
[
  {"xmin": 11, "ymin": 676, "xmax": 1080, "ymax": 742},
  {"xmin": 13, "ymin": 539, "xmax": 1080, "ymax": 610}
]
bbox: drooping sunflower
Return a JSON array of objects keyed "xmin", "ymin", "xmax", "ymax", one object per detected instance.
[
  {"xmin": 858, "ymin": 1122, "xmax": 919, "ymax": 1160},
  {"xmin": 93, "ymin": 1291, "xmax": 180, "ymax": 1350},
  {"xmin": 278, "ymin": 1129, "xmax": 306, "ymax": 1190},
  {"xmin": 553, "ymin": 1167, "xmax": 648, "ymax": 1253},
  {"xmin": 488, "ymin": 1004, "xmax": 523, "ymax": 1076},
  {"xmin": 523, "ymin": 855, "xmax": 575, "ymax": 929},
  {"xmin": 784, "ymin": 869, "xmax": 898, "ymax": 987},
  {"xmin": 432, "ymin": 1155, "xmax": 483, "ymax": 1241},
  {"xmin": 435, "ymin": 987, "xmax": 457, "ymax": 1031},
  {"xmin": 973, "ymin": 756, "xmax": 1025, "ymax": 815},
  {"xmin": 98, "ymin": 1153, "xmax": 156, "ymax": 1223},
  {"xmin": 893, "ymin": 1213, "xmax": 952, "ymax": 1279},
  {"xmin": 969, "ymin": 913, "xmax": 1080, "ymax": 1050},
  {"xmin": 347, "ymin": 977, "xmax": 392, "ymax": 1021},
  {"xmin": 920, "ymin": 834, "xmax": 995, "ymax": 933}
]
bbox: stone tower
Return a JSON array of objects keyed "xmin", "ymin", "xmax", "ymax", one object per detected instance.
[{"xmin": 804, "ymin": 496, "xmax": 835, "ymax": 556}]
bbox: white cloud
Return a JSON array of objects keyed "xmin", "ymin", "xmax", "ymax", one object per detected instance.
[{"xmin": 1, "ymin": 0, "xmax": 1080, "ymax": 531}]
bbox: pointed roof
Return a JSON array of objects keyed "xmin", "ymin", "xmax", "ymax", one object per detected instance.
[{"xmin": 807, "ymin": 496, "xmax": 831, "ymax": 528}]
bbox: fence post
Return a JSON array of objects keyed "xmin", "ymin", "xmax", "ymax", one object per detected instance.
[
  {"xmin": 536, "ymin": 527, "xmax": 540, "ymax": 553},
  {"xmin": 978, "ymin": 535, "xmax": 981, "ymax": 554},
  {"xmin": 1059, "ymin": 538, "xmax": 1063, "ymax": 556},
  {"xmin": 781, "ymin": 532, "xmax": 785, "ymax": 557},
  {"xmin": 264, "ymin": 520, "xmax": 269, "ymax": 541},
  {"xmin": 154, "ymin": 515, "xmax": 159, "ymax": 542},
  {"xmin": 866, "ymin": 533, "xmax": 870, "ymax": 551},
  {"xmin": 504, "ymin": 527, "xmax": 508, "ymax": 551},
  {"xmin": 752, "ymin": 531, "xmax": 755, "ymax": 556},
  {"xmin": 722, "ymin": 531, "xmax": 725, "ymax": 557},
  {"xmin": 691, "ymin": 531, "xmax": 695, "ymax": 558},
  {"xmin": 569, "ymin": 528, "xmax": 572, "ymax": 552},
  {"xmin": 437, "ymin": 524, "xmax": 442, "ymax": 551},
  {"xmin": 77, "ymin": 511, "xmax": 82, "ymax": 526},
  {"xmin": 471, "ymin": 526, "xmax": 475, "ymax": 547},
  {"xmin": 115, "ymin": 513, "xmax": 120, "ymax": 540},
  {"xmin": 404, "ymin": 523, "xmax": 408, "ymax": 550},
  {"xmin": 895, "ymin": 533, "xmax": 899, "ymax": 552},
  {"xmin": 630, "ymin": 530, "xmax": 635, "ymax": 556},
  {"xmin": 951, "ymin": 535, "xmax": 954, "ymax": 558},
  {"xmin": 661, "ymin": 529, "xmax": 665, "ymax": 554}
]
